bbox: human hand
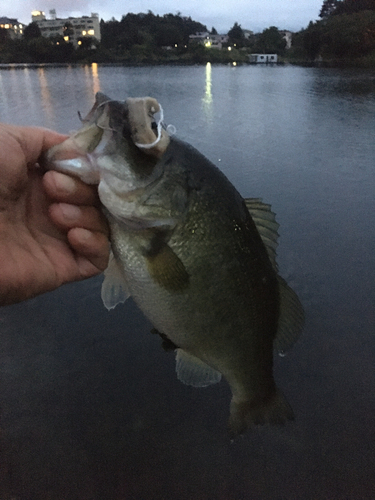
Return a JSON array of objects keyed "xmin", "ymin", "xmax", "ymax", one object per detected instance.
[{"xmin": 0, "ymin": 123, "xmax": 110, "ymax": 306}]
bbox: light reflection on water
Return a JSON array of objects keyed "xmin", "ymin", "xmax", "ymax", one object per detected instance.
[
  {"xmin": 91, "ymin": 62, "xmax": 101, "ymax": 94},
  {"xmin": 0, "ymin": 64, "xmax": 374, "ymax": 499},
  {"xmin": 202, "ymin": 62, "xmax": 213, "ymax": 122}
]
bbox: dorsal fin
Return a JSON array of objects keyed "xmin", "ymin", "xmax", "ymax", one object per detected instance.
[
  {"xmin": 274, "ymin": 276, "xmax": 305, "ymax": 353},
  {"xmin": 244, "ymin": 198, "xmax": 279, "ymax": 271},
  {"xmin": 244, "ymin": 198, "xmax": 304, "ymax": 351}
]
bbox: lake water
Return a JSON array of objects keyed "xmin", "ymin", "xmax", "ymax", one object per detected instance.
[{"xmin": 0, "ymin": 63, "xmax": 374, "ymax": 499}]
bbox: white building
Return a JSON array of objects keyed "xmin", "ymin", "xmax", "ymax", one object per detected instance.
[
  {"xmin": 31, "ymin": 10, "xmax": 101, "ymax": 47},
  {"xmin": 0, "ymin": 17, "xmax": 24, "ymax": 38},
  {"xmin": 249, "ymin": 54, "xmax": 278, "ymax": 64},
  {"xmin": 280, "ymin": 30, "xmax": 293, "ymax": 50}
]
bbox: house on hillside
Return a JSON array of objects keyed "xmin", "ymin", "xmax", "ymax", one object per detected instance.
[
  {"xmin": 0, "ymin": 17, "xmax": 24, "ymax": 38},
  {"xmin": 189, "ymin": 32, "xmax": 229, "ymax": 49},
  {"xmin": 242, "ymin": 29, "xmax": 254, "ymax": 40}
]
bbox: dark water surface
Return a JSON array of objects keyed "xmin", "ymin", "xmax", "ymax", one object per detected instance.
[{"xmin": 0, "ymin": 64, "xmax": 374, "ymax": 499}]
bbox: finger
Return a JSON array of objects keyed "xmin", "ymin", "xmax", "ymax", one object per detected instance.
[
  {"xmin": 68, "ymin": 228, "xmax": 110, "ymax": 275},
  {"xmin": 49, "ymin": 203, "xmax": 110, "ymax": 237},
  {"xmin": 3, "ymin": 125, "xmax": 68, "ymax": 165},
  {"xmin": 43, "ymin": 171, "xmax": 100, "ymax": 206}
]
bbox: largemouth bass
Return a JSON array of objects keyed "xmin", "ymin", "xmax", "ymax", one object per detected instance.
[{"xmin": 44, "ymin": 93, "xmax": 304, "ymax": 436}]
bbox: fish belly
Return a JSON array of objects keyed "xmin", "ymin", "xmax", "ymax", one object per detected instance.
[{"xmin": 110, "ymin": 218, "xmax": 293, "ymax": 435}]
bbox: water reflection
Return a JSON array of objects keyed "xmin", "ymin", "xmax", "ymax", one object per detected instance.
[
  {"xmin": 22, "ymin": 68, "xmax": 36, "ymax": 113},
  {"xmin": 83, "ymin": 63, "xmax": 101, "ymax": 97},
  {"xmin": 202, "ymin": 62, "xmax": 213, "ymax": 121},
  {"xmin": 0, "ymin": 65, "xmax": 374, "ymax": 499},
  {"xmin": 37, "ymin": 67, "xmax": 54, "ymax": 122},
  {"xmin": 0, "ymin": 72, "xmax": 7, "ymax": 115},
  {"xmin": 91, "ymin": 62, "xmax": 100, "ymax": 94}
]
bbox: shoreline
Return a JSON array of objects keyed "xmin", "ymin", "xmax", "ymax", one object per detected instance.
[{"xmin": 1, "ymin": 57, "xmax": 374, "ymax": 70}]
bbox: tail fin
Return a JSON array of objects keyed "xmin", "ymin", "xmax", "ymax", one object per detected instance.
[{"xmin": 228, "ymin": 389, "xmax": 294, "ymax": 437}]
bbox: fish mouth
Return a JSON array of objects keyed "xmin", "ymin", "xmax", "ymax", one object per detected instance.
[
  {"xmin": 44, "ymin": 93, "xmax": 171, "ymax": 186},
  {"xmin": 80, "ymin": 93, "xmax": 163, "ymax": 149}
]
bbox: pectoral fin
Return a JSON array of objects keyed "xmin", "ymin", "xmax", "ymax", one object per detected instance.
[
  {"xmin": 101, "ymin": 253, "xmax": 130, "ymax": 310},
  {"xmin": 145, "ymin": 243, "xmax": 189, "ymax": 292},
  {"xmin": 175, "ymin": 349, "xmax": 222, "ymax": 387}
]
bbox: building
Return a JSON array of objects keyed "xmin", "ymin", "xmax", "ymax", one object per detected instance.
[
  {"xmin": 31, "ymin": 10, "xmax": 101, "ymax": 47},
  {"xmin": 0, "ymin": 17, "xmax": 24, "ymax": 38},
  {"xmin": 189, "ymin": 32, "xmax": 210, "ymax": 43},
  {"xmin": 249, "ymin": 54, "xmax": 278, "ymax": 64},
  {"xmin": 242, "ymin": 29, "xmax": 254, "ymax": 40},
  {"xmin": 189, "ymin": 32, "xmax": 229, "ymax": 49},
  {"xmin": 280, "ymin": 30, "xmax": 293, "ymax": 50}
]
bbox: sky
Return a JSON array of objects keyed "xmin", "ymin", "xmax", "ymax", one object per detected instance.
[{"xmin": 5, "ymin": 0, "xmax": 322, "ymax": 33}]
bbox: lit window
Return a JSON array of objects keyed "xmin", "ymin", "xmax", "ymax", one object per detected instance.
[
  {"xmin": 88, "ymin": 29, "xmax": 95, "ymax": 36},
  {"xmin": 82, "ymin": 30, "xmax": 86, "ymax": 36},
  {"xmin": 4, "ymin": 24, "xmax": 9, "ymax": 29},
  {"xmin": 64, "ymin": 36, "xmax": 69, "ymax": 42}
]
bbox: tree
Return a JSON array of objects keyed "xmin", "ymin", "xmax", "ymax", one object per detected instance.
[
  {"xmin": 322, "ymin": 10, "xmax": 375, "ymax": 57},
  {"xmin": 155, "ymin": 25, "xmax": 183, "ymax": 47},
  {"xmin": 211, "ymin": 27, "xmax": 218, "ymax": 35},
  {"xmin": 303, "ymin": 22, "xmax": 322, "ymax": 59},
  {"xmin": 0, "ymin": 27, "xmax": 10, "ymax": 44},
  {"xmin": 63, "ymin": 22, "xmax": 74, "ymax": 41},
  {"xmin": 228, "ymin": 22, "xmax": 245, "ymax": 47},
  {"xmin": 255, "ymin": 27, "xmax": 286, "ymax": 54},
  {"xmin": 335, "ymin": 0, "xmax": 375, "ymax": 14},
  {"xmin": 23, "ymin": 22, "xmax": 42, "ymax": 40},
  {"xmin": 320, "ymin": 0, "xmax": 375, "ymax": 18},
  {"xmin": 77, "ymin": 36, "xmax": 96, "ymax": 51},
  {"xmin": 319, "ymin": 0, "xmax": 340, "ymax": 18}
]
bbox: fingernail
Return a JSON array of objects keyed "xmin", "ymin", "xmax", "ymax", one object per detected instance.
[
  {"xmin": 60, "ymin": 203, "xmax": 81, "ymax": 220},
  {"xmin": 54, "ymin": 172, "xmax": 76, "ymax": 194},
  {"xmin": 76, "ymin": 228, "xmax": 92, "ymax": 242}
]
